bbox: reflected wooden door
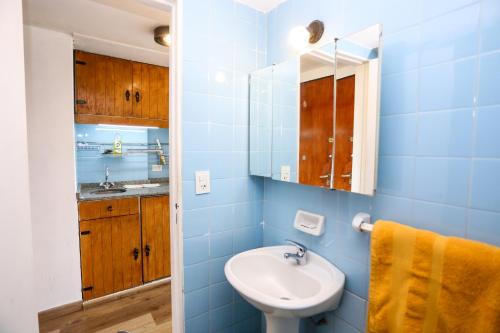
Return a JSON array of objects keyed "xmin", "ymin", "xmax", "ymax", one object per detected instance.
[
  {"xmin": 333, "ymin": 75, "xmax": 355, "ymax": 191},
  {"xmin": 299, "ymin": 76, "xmax": 334, "ymax": 187}
]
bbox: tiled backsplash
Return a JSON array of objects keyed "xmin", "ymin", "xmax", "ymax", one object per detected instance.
[{"xmin": 75, "ymin": 124, "xmax": 168, "ymax": 184}]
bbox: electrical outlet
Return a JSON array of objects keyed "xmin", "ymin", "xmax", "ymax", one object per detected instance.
[
  {"xmin": 152, "ymin": 164, "xmax": 162, "ymax": 172},
  {"xmin": 195, "ymin": 171, "xmax": 210, "ymax": 194},
  {"xmin": 280, "ymin": 165, "xmax": 291, "ymax": 181}
]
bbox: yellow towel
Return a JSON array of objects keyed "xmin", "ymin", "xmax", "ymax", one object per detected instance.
[{"xmin": 367, "ymin": 220, "xmax": 500, "ymax": 333}]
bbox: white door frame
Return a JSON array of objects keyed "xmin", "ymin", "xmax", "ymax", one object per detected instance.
[
  {"xmin": 142, "ymin": 0, "xmax": 184, "ymax": 332},
  {"xmin": 167, "ymin": 1, "xmax": 184, "ymax": 332}
]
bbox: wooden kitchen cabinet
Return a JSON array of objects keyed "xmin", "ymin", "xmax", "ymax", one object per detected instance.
[
  {"xmin": 78, "ymin": 195, "xmax": 170, "ymax": 300},
  {"xmin": 141, "ymin": 196, "xmax": 171, "ymax": 282},
  {"xmin": 74, "ymin": 50, "xmax": 168, "ymax": 128},
  {"xmin": 79, "ymin": 214, "xmax": 142, "ymax": 301},
  {"xmin": 132, "ymin": 63, "xmax": 169, "ymax": 124}
]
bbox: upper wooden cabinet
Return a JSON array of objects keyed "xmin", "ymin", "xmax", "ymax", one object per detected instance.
[{"xmin": 74, "ymin": 50, "xmax": 169, "ymax": 128}]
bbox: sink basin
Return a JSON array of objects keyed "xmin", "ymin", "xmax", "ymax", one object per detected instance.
[
  {"xmin": 91, "ymin": 188, "xmax": 127, "ymax": 194},
  {"xmin": 225, "ymin": 245, "xmax": 345, "ymax": 333}
]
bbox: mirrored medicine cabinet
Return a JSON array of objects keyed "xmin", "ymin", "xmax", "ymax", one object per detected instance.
[{"xmin": 249, "ymin": 24, "xmax": 382, "ymax": 196}]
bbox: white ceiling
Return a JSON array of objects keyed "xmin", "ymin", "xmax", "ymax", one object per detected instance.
[
  {"xmin": 22, "ymin": 0, "xmax": 170, "ymax": 66},
  {"xmin": 236, "ymin": 0, "xmax": 287, "ymax": 13}
]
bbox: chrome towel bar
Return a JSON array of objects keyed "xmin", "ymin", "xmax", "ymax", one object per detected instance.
[{"xmin": 352, "ymin": 212, "xmax": 373, "ymax": 233}]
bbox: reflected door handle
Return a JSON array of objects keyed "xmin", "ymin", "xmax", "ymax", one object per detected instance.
[
  {"xmin": 341, "ymin": 173, "xmax": 352, "ymax": 178},
  {"xmin": 319, "ymin": 174, "xmax": 330, "ymax": 179}
]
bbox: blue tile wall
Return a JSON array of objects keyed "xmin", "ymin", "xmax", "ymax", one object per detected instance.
[
  {"xmin": 75, "ymin": 124, "xmax": 168, "ymax": 184},
  {"xmin": 182, "ymin": 1, "xmax": 266, "ymax": 332},
  {"xmin": 262, "ymin": 1, "xmax": 500, "ymax": 332}
]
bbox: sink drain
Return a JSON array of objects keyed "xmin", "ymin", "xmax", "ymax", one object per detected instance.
[{"xmin": 280, "ymin": 297, "xmax": 291, "ymax": 300}]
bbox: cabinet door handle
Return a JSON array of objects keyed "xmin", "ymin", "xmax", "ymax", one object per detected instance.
[
  {"xmin": 107, "ymin": 205, "xmax": 113, "ymax": 212},
  {"xmin": 125, "ymin": 90, "xmax": 131, "ymax": 101},
  {"xmin": 145, "ymin": 244, "xmax": 151, "ymax": 257},
  {"xmin": 133, "ymin": 248, "xmax": 139, "ymax": 260},
  {"xmin": 135, "ymin": 91, "xmax": 141, "ymax": 102}
]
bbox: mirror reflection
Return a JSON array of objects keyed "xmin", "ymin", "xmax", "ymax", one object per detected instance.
[
  {"xmin": 248, "ymin": 24, "xmax": 382, "ymax": 196},
  {"xmin": 333, "ymin": 24, "xmax": 382, "ymax": 195},
  {"xmin": 249, "ymin": 66, "xmax": 273, "ymax": 177},
  {"xmin": 298, "ymin": 44, "xmax": 335, "ymax": 187}
]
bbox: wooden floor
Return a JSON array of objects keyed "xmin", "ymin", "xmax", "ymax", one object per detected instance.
[{"xmin": 39, "ymin": 281, "xmax": 171, "ymax": 333}]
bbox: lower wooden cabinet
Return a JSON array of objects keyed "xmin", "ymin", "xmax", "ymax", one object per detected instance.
[
  {"xmin": 79, "ymin": 215, "xmax": 142, "ymax": 300},
  {"xmin": 141, "ymin": 196, "xmax": 171, "ymax": 282},
  {"xmin": 78, "ymin": 195, "xmax": 170, "ymax": 301}
]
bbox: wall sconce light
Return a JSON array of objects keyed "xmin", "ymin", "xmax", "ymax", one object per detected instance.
[
  {"xmin": 289, "ymin": 20, "xmax": 325, "ymax": 50},
  {"xmin": 154, "ymin": 26, "xmax": 171, "ymax": 47}
]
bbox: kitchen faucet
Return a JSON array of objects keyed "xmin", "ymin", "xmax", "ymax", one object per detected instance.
[{"xmin": 99, "ymin": 165, "xmax": 115, "ymax": 189}]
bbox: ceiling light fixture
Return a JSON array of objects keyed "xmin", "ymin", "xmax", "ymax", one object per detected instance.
[
  {"xmin": 289, "ymin": 20, "xmax": 325, "ymax": 50},
  {"xmin": 154, "ymin": 25, "xmax": 171, "ymax": 47}
]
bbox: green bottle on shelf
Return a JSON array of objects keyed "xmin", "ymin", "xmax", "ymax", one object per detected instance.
[{"xmin": 113, "ymin": 133, "xmax": 122, "ymax": 155}]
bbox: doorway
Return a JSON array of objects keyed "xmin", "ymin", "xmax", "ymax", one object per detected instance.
[{"xmin": 22, "ymin": 0, "xmax": 182, "ymax": 332}]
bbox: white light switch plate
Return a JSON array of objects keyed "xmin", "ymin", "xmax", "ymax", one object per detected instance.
[
  {"xmin": 280, "ymin": 165, "xmax": 291, "ymax": 181},
  {"xmin": 195, "ymin": 170, "xmax": 210, "ymax": 194},
  {"xmin": 152, "ymin": 164, "xmax": 163, "ymax": 172}
]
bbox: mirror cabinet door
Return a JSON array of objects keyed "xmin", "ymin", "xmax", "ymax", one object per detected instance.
[
  {"xmin": 298, "ymin": 43, "xmax": 335, "ymax": 188},
  {"xmin": 249, "ymin": 66, "xmax": 273, "ymax": 178},
  {"xmin": 333, "ymin": 24, "xmax": 382, "ymax": 195},
  {"xmin": 271, "ymin": 59, "xmax": 299, "ymax": 183}
]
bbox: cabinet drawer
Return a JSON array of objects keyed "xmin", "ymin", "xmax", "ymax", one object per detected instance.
[{"xmin": 79, "ymin": 197, "xmax": 139, "ymax": 220}]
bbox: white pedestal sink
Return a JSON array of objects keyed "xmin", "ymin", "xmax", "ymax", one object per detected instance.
[{"xmin": 224, "ymin": 246, "xmax": 345, "ymax": 333}]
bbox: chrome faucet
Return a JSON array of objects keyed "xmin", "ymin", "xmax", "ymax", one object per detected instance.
[
  {"xmin": 99, "ymin": 166, "xmax": 115, "ymax": 189},
  {"xmin": 283, "ymin": 239, "xmax": 307, "ymax": 265}
]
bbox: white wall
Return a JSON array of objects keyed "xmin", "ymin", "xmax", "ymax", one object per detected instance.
[
  {"xmin": 24, "ymin": 25, "xmax": 82, "ymax": 311},
  {"xmin": 0, "ymin": 1, "xmax": 38, "ymax": 332}
]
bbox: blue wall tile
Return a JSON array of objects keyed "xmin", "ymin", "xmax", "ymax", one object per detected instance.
[
  {"xmin": 468, "ymin": 210, "xmax": 500, "ymax": 247},
  {"xmin": 474, "ymin": 106, "xmax": 500, "ymax": 157},
  {"xmin": 185, "ymin": 287, "xmax": 209, "ymax": 319},
  {"xmin": 186, "ymin": 313, "xmax": 209, "ymax": 333},
  {"xmin": 419, "ymin": 4, "xmax": 479, "ymax": 66},
  {"xmin": 410, "ymin": 201, "xmax": 467, "ymax": 237},
  {"xmin": 479, "ymin": 52, "xmax": 500, "ymax": 106},
  {"xmin": 377, "ymin": 157, "xmax": 414, "ymax": 197},
  {"xmin": 419, "ymin": 0, "xmax": 477, "ymax": 20},
  {"xmin": 419, "ymin": 58, "xmax": 476, "ymax": 111},
  {"xmin": 382, "ymin": 26, "xmax": 420, "ymax": 75},
  {"xmin": 381, "ymin": 70, "xmax": 418, "ymax": 115},
  {"xmin": 210, "ymin": 303, "xmax": 234, "ymax": 332},
  {"xmin": 210, "ymin": 282, "xmax": 234, "ymax": 309},
  {"xmin": 414, "ymin": 158, "xmax": 470, "ymax": 205},
  {"xmin": 333, "ymin": 291, "xmax": 368, "ymax": 331},
  {"xmin": 379, "ymin": 114, "xmax": 417, "ymax": 155},
  {"xmin": 480, "ymin": 0, "xmax": 500, "ymax": 52},
  {"xmin": 380, "ymin": 0, "xmax": 420, "ymax": 33},
  {"xmin": 185, "ymin": 262, "xmax": 210, "ymax": 292},
  {"xmin": 470, "ymin": 159, "xmax": 500, "ymax": 212},
  {"xmin": 416, "ymin": 109, "xmax": 473, "ymax": 157},
  {"xmin": 184, "ymin": 236, "xmax": 210, "ymax": 266}
]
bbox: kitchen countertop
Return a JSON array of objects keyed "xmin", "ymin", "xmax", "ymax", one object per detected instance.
[{"xmin": 77, "ymin": 179, "xmax": 169, "ymax": 201}]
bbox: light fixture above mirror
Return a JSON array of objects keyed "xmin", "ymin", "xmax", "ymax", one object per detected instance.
[
  {"xmin": 288, "ymin": 20, "xmax": 324, "ymax": 50},
  {"xmin": 154, "ymin": 25, "xmax": 171, "ymax": 47}
]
